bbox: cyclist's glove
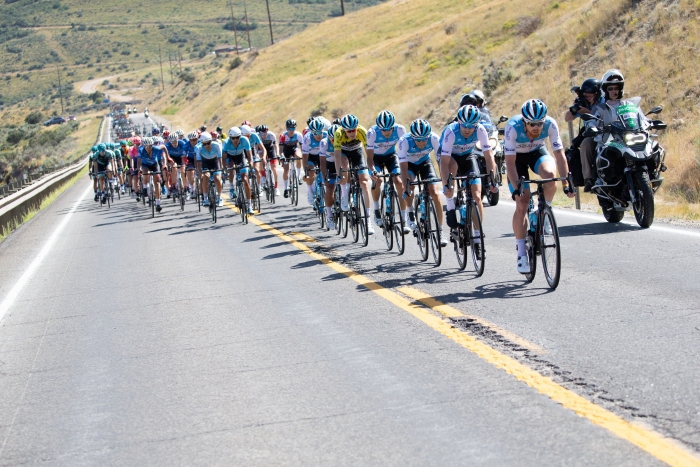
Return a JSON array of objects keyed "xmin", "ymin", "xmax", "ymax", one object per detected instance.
[
  {"xmin": 402, "ymin": 190, "xmax": 411, "ymax": 200},
  {"xmin": 511, "ymin": 184, "xmax": 523, "ymax": 201}
]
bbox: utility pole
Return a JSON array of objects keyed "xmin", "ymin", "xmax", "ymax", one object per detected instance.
[
  {"xmin": 168, "ymin": 52, "xmax": 174, "ymax": 84},
  {"xmin": 243, "ymin": 0, "xmax": 252, "ymax": 49},
  {"xmin": 158, "ymin": 45, "xmax": 165, "ymax": 91},
  {"xmin": 56, "ymin": 64, "xmax": 64, "ymax": 114},
  {"xmin": 265, "ymin": 0, "xmax": 274, "ymax": 45},
  {"xmin": 340, "ymin": 0, "xmax": 345, "ymax": 15},
  {"xmin": 228, "ymin": 1, "xmax": 240, "ymax": 56}
]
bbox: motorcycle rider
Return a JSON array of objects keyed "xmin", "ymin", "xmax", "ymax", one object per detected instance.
[
  {"xmin": 460, "ymin": 90, "xmax": 492, "ymax": 124},
  {"xmin": 582, "ymin": 69, "xmax": 647, "ymax": 191},
  {"xmin": 564, "ymin": 77, "xmax": 603, "ymax": 192}
]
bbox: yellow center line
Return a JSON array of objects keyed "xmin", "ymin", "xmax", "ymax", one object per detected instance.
[
  {"xmin": 226, "ymin": 204, "xmax": 699, "ymax": 466},
  {"xmin": 398, "ymin": 286, "xmax": 546, "ymax": 354}
]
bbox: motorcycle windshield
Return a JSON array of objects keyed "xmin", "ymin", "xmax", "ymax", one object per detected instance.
[{"xmin": 614, "ymin": 103, "xmax": 642, "ymax": 131}]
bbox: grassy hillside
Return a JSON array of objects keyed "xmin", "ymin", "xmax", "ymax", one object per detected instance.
[
  {"xmin": 0, "ymin": 0, "xmax": 385, "ymax": 110},
  {"xmin": 145, "ymin": 0, "xmax": 700, "ymax": 214}
]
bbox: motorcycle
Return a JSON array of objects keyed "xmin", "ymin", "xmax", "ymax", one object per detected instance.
[
  {"xmin": 144, "ymin": 110, "xmax": 149, "ymax": 118},
  {"xmin": 473, "ymin": 115, "xmax": 508, "ymax": 206},
  {"xmin": 580, "ymin": 99, "xmax": 667, "ymax": 228}
]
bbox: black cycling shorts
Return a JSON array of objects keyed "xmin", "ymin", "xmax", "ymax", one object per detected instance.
[
  {"xmin": 170, "ymin": 155, "xmax": 185, "ymax": 166},
  {"xmin": 325, "ymin": 161, "xmax": 337, "ymax": 184},
  {"xmin": 341, "ymin": 148, "xmax": 369, "ymax": 175},
  {"xmin": 96, "ymin": 162, "xmax": 110, "ymax": 173},
  {"xmin": 307, "ymin": 154, "xmax": 320, "ymax": 167},
  {"xmin": 141, "ymin": 162, "xmax": 160, "ymax": 174},
  {"xmin": 200, "ymin": 158, "xmax": 220, "ymax": 173},
  {"xmin": 373, "ymin": 153, "xmax": 400, "ymax": 175},
  {"xmin": 282, "ymin": 145, "xmax": 298, "ymax": 159},
  {"xmin": 407, "ymin": 160, "xmax": 439, "ymax": 184},
  {"xmin": 453, "ymin": 154, "xmax": 482, "ymax": 185},
  {"xmin": 507, "ymin": 147, "xmax": 555, "ymax": 192}
]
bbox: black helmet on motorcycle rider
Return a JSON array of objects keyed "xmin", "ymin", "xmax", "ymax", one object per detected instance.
[
  {"xmin": 601, "ymin": 69, "xmax": 624, "ymax": 100},
  {"xmin": 580, "ymin": 78, "xmax": 602, "ymax": 101}
]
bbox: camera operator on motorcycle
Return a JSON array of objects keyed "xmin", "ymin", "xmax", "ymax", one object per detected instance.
[
  {"xmin": 460, "ymin": 90, "xmax": 492, "ymax": 124},
  {"xmin": 564, "ymin": 78, "xmax": 604, "ymax": 192},
  {"xmin": 583, "ymin": 69, "xmax": 647, "ymax": 191}
]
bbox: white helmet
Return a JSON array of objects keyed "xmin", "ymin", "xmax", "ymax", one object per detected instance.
[
  {"xmin": 601, "ymin": 69, "xmax": 625, "ymax": 99},
  {"xmin": 317, "ymin": 116, "xmax": 331, "ymax": 130},
  {"xmin": 228, "ymin": 127, "xmax": 242, "ymax": 138},
  {"xmin": 239, "ymin": 125, "xmax": 252, "ymax": 136},
  {"xmin": 200, "ymin": 131, "xmax": 213, "ymax": 143}
]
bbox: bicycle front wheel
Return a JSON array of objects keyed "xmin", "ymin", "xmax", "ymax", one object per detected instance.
[
  {"xmin": 290, "ymin": 171, "xmax": 298, "ymax": 206},
  {"xmin": 540, "ymin": 206, "xmax": 561, "ymax": 289},
  {"xmin": 427, "ymin": 197, "xmax": 442, "ymax": 266},
  {"xmin": 414, "ymin": 197, "xmax": 429, "ymax": 262},
  {"xmin": 524, "ymin": 233, "xmax": 537, "ymax": 283},
  {"xmin": 391, "ymin": 190, "xmax": 405, "ymax": 255},
  {"xmin": 209, "ymin": 186, "xmax": 217, "ymax": 223},
  {"xmin": 196, "ymin": 179, "xmax": 201, "ymax": 212},
  {"xmin": 468, "ymin": 202, "xmax": 485, "ymax": 277},
  {"xmin": 380, "ymin": 190, "xmax": 393, "ymax": 251},
  {"xmin": 251, "ymin": 178, "xmax": 261, "ymax": 213},
  {"xmin": 454, "ymin": 224, "xmax": 468, "ymax": 270},
  {"xmin": 178, "ymin": 179, "xmax": 185, "ymax": 211},
  {"xmin": 239, "ymin": 190, "xmax": 248, "ymax": 224},
  {"xmin": 358, "ymin": 188, "xmax": 368, "ymax": 247}
]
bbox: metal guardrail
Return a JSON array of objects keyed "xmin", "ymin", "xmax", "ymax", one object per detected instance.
[{"xmin": 0, "ymin": 117, "xmax": 106, "ymax": 234}]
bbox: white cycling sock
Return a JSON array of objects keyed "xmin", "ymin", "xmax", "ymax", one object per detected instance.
[
  {"xmin": 325, "ymin": 206, "xmax": 332, "ymax": 217},
  {"xmin": 365, "ymin": 208, "xmax": 371, "ymax": 218},
  {"xmin": 474, "ymin": 230, "xmax": 481, "ymax": 243},
  {"xmin": 341, "ymin": 183, "xmax": 349, "ymax": 198},
  {"xmin": 284, "ymin": 179, "xmax": 289, "ymax": 190},
  {"xmin": 373, "ymin": 201, "xmax": 380, "ymax": 210},
  {"xmin": 516, "ymin": 238, "xmax": 526, "ymax": 256},
  {"xmin": 407, "ymin": 206, "xmax": 414, "ymax": 213},
  {"xmin": 156, "ymin": 199, "xmax": 160, "ymax": 206},
  {"xmin": 400, "ymin": 210, "xmax": 406, "ymax": 220},
  {"xmin": 446, "ymin": 197, "xmax": 455, "ymax": 210},
  {"xmin": 296, "ymin": 167, "xmax": 302, "ymax": 179}
]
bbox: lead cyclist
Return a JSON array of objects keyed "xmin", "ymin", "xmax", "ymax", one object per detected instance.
[{"xmin": 504, "ymin": 99, "xmax": 574, "ymax": 274}]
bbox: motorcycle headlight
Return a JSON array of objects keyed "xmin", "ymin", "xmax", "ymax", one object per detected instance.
[{"xmin": 624, "ymin": 132, "xmax": 647, "ymax": 145}]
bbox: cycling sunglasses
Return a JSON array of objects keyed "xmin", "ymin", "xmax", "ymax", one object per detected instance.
[
  {"xmin": 526, "ymin": 122, "xmax": 544, "ymax": 127},
  {"xmin": 459, "ymin": 123, "xmax": 477, "ymax": 129},
  {"xmin": 413, "ymin": 136, "xmax": 428, "ymax": 142},
  {"xmin": 286, "ymin": 127, "xmax": 296, "ymax": 131},
  {"xmin": 311, "ymin": 131, "xmax": 324, "ymax": 136}
]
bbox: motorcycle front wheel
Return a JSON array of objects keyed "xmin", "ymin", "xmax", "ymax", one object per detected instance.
[{"xmin": 632, "ymin": 171, "xmax": 655, "ymax": 228}]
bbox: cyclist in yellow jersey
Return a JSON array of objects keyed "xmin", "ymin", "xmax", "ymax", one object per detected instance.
[{"xmin": 334, "ymin": 114, "xmax": 374, "ymax": 236}]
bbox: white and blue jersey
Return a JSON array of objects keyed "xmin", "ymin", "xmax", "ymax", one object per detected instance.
[
  {"xmin": 320, "ymin": 138, "xmax": 335, "ymax": 163},
  {"xmin": 398, "ymin": 133, "xmax": 440, "ymax": 165},
  {"xmin": 248, "ymin": 132, "xmax": 263, "ymax": 147},
  {"xmin": 302, "ymin": 132, "xmax": 327, "ymax": 156},
  {"xmin": 439, "ymin": 122, "xmax": 491, "ymax": 158},
  {"xmin": 366, "ymin": 124, "xmax": 406, "ymax": 156},
  {"xmin": 503, "ymin": 115, "xmax": 563, "ymax": 156},
  {"xmin": 222, "ymin": 136, "xmax": 251, "ymax": 158},
  {"xmin": 139, "ymin": 146, "xmax": 163, "ymax": 166},
  {"xmin": 195, "ymin": 141, "xmax": 223, "ymax": 161}
]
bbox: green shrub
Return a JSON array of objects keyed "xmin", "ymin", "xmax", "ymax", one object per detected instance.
[
  {"xmin": 228, "ymin": 57, "xmax": 242, "ymax": 70},
  {"xmin": 25, "ymin": 111, "xmax": 43, "ymax": 124},
  {"xmin": 6, "ymin": 129, "xmax": 24, "ymax": 144}
]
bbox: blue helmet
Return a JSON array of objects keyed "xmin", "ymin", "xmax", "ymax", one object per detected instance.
[
  {"xmin": 340, "ymin": 114, "xmax": 359, "ymax": 130},
  {"xmin": 327, "ymin": 124, "xmax": 340, "ymax": 140},
  {"xmin": 456, "ymin": 105, "xmax": 481, "ymax": 126},
  {"xmin": 97, "ymin": 143, "xmax": 106, "ymax": 152},
  {"xmin": 375, "ymin": 110, "xmax": 395, "ymax": 131},
  {"xmin": 308, "ymin": 118, "xmax": 324, "ymax": 133},
  {"xmin": 91, "ymin": 145, "xmax": 97, "ymax": 152},
  {"xmin": 521, "ymin": 99, "xmax": 548, "ymax": 123},
  {"xmin": 409, "ymin": 119, "xmax": 431, "ymax": 139},
  {"xmin": 152, "ymin": 127, "xmax": 160, "ymax": 135}
]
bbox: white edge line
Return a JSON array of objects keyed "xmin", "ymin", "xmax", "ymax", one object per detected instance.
[
  {"xmin": 0, "ymin": 183, "xmax": 93, "ymax": 321},
  {"xmin": 498, "ymin": 200, "xmax": 700, "ymax": 238}
]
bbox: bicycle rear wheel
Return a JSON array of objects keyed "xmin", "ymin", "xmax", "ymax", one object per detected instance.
[
  {"xmin": 468, "ymin": 202, "xmax": 485, "ymax": 277},
  {"xmin": 238, "ymin": 190, "xmax": 248, "ymax": 224},
  {"xmin": 380, "ymin": 190, "xmax": 393, "ymax": 251},
  {"xmin": 414, "ymin": 197, "xmax": 429, "ymax": 262},
  {"xmin": 391, "ymin": 190, "xmax": 405, "ymax": 255},
  {"xmin": 358, "ymin": 188, "xmax": 368, "ymax": 247},
  {"xmin": 427, "ymin": 197, "xmax": 442, "ymax": 266},
  {"xmin": 251, "ymin": 178, "xmax": 261, "ymax": 213},
  {"xmin": 540, "ymin": 206, "xmax": 561, "ymax": 289},
  {"xmin": 178, "ymin": 178, "xmax": 185, "ymax": 211}
]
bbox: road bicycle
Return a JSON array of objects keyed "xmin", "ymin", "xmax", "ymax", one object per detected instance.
[
  {"xmin": 333, "ymin": 181, "xmax": 346, "ymax": 237},
  {"xmin": 286, "ymin": 156, "xmax": 301, "ymax": 206},
  {"xmin": 375, "ymin": 172, "xmax": 405, "ymax": 254},
  {"xmin": 309, "ymin": 167, "xmax": 326, "ymax": 229},
  {"xmin": 263, "ymin": 156, "xmax": 278, "ymax": 204},
  {"xmin": 97, "ymin": 171, "xmax": 110, "ymax": 209},
  {"xmin": 340, "ymin": 167, "xmax": 369, "ymax": 246},
  {"xmin": 170, "ymin": 164, "xmax": 186, "ymax": 212},
  {"xmin": 249, "ymin": 167, "xmax": 261, "ymax": 214},
  {"xmin": 207, "ymin": 172, "xmax": 218, "ymax": 223},
  {"xmin": 447, "ymin": 171, "xmax": 493, "ymax": 276},
  {"xmin": 234, "ymin": 164, "xmax": 249, "ymax": 225},
  {"xmin": 408, "ymin": 177, "xmax": 442, "ymax": 266},
  {"xmin": 141, "ymin": 170, "xmax": 157, "ymax": 218},
  {"xmin": 517, "ymin": 174, "xmax": 573, "ymax": 289}
]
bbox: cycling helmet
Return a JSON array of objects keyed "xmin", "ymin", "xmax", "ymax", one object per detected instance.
[
  {"xmin": 200, "ymin": 132, "xmax": 212, "ymax": 143},
  {"xmin": 187, "ymin": 131, "xmax": 199, "ymax": 140},
  {"xmin": 175, "ymin": 129, "xmax": 184, "ymax": 137},
  {"xmin": 317, "ymin": 116, "xmax": 331, "ymax": 130},
  {"xmin": 142, "ymin": 137, "xmax": 153, "ymax": 146},
  {"xmin": 240, "ymin": 125, "xmax": 253, "ymax": 136},
  {"xmin": 332, "ymin": 118, "xmax": 342, "ymax": 125},
  {"xmin": 340, "ymin": 114, "xmax": 359, "ymax": 130},
  {"xmin": 168, "ymin": 132, "xmax": 178, "ymax": 142},
  {"xmin": 163, "ymin": 130, "xmax": 170, "ymax": 139},
  {"xmin": 152, "ymin": 127, "xmax": 160, "ymax": 135},
  {"xmin": 308, "ymin": 118, "xmax": 324, "ymax": 133},
  {"xmin": 132, "ymin": 136, "xmax": 141, "ymax": 146},
  {"xmin": 97, "ymin": 143, "xmax": 106, "ymax": 152},
  {"xmin": 459, "ymin": 93, "xmax": 479, "ymax": 107},
  {"xmin": 285, "ymin": 119, "xmax": 297, "ymax": 129},
  {"xmin": 91, "ymin": 145, "xmax": 97, "ymax": 152},
  {"xmin": 210, "ymin": 131, "xmax": 219, "ymax": 140},
  {"xmin": 254, "ymin": 125, "xmax": 262, "ymax": 133},
  {"xmin": 228, "ymin": 127, "xmax": 242, "ymax": 138},
  {"xmin": 258, "ymin": 124, "xmax": 269, "ymax": 132},
  {"xmin": 215, "ymin": 126, "xmax": 223, "ymax": 133},
  {"xmin": 601, "ymin": 69, "xmax": 624, "ymax": 99},
  {"xmin": 521, "ymin": 99, "xmax": 548, "ymax": 123},
  {"xmin": 200, "ymin": 125, "xmax": 207, "ymax": 131},
  {"xmin": 119, "ymin": 140, "xmax": 127, "ymax": 146},
  {"xmin": 409, "ymin": 119, "xmax": 432, "ymax": 139},
  {"xmin": 327, "ymin": 124, "xmax": 340, "ymax": 140},
  {"xmin": 456, "ymin": 105, "xmax": 481, "ymax": 126},
  {"xmin": 241, "ymin": 120, "xmax": 252, "ymax": 127},
  {"xmin": 375, "ymin": 110, "xmax": 395, "ymax": 131}
]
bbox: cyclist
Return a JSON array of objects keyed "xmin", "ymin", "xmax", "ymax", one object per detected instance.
[
  {"xmin": 223, "ymin": 127, "xmax": 254, "ymax": 214},
  {"xmin": 279, "ymin": 119, "xmax": 304, "ymax": 198},
  {"xmin": 257, "ymin": 124, "xmax": 280, "ymax": 196},
  {"xmin": 216, "ymin": 126, "xmax": 225, "ymax": 142},
  {"xmin": 89, "ymin": 145, "xmax": 99, "ymax": 198},
  {"xmin": 117, "ymin": 140, "xmax": 130, "ymax": 194},
  {"xmin": 504, "ymin": 99, "xmax": 574, "ymax": 274},
  {"xmin": 129, "ymin": 137, "xmax": 142, "ymax": 200},
  {"xmin": 195, "ymin": 131, "xmax": 223, "ymax": 207},
  {"xmin": 440, "ymin": 105, "xmax": 498, "ymax": 256},
  {"xmin": 137, "ymin": 137, "xmax": 164, "ymax": 213},
  {"xmin": 92, "ymin": 143, "xmax": 113, "ymax": 204},
  {"xmin": 319, "ymin": 123, "xmax": 339, "ymax": 229},
  {"xmin": 184, "ymin": 130, "xmax": 200, "ymax": 199},
  {"xmin": 366, "ymin": 110, "xmax": 409, "ymax": 232},
  {"xmin": 399, "ymin": 119, "xmax": 447, "ymax": 246},
  {"xmin": 241, "ymin": 124, "xmax": 266, "ymax": 194},
  {"xmin": 302, "ymin": 118, "xmax": 327, "ymax": 206},
  {"xmin": 165, "ymin": 132, "xmax": 188, "ymax": 199}
]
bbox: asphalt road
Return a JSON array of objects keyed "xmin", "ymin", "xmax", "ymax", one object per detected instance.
[{"xmin": 0, "ymin": 138, "xmax": 698, "ymax": 464}]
